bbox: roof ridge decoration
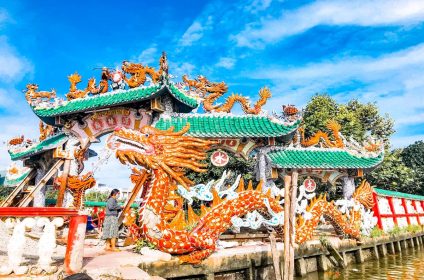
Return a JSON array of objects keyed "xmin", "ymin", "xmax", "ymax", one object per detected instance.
[
  {"xmin": 268, "ymin": 148, "xmax": 384, "ymax": 169},
  {"xmin": 154, "ymin": 113, "xmax": 301, "ymax": 138},
  {"xmin": 26, "ymin": 52, "xmax": 200, "ymax": 117},
  {"xmin": 181, "ymin": 74, "xmax": 272, "ymax": 114},
  {"xmin": 8, "ymin": 132, "xmax": 68, "ymax": 160},
  {"xmin": 294, "ymin": 119, "xmax": 384, "ymax": 156}
]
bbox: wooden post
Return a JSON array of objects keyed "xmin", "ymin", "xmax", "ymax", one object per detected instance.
[
  {"xmin": 57, "ymin": 159, "xmax": 71, "ymax": 207},
  {"xmin": 118, "ymin": 170, "xmax": 149, "ymax": 225},
  {"xmin": 270, "ymin": 233, "xmax": 282, "ymax": 280},
  {"xmin": 283, "ymin": 174, "xmax": 291, "ymax": 280},
  {"xmin": 288, "ymin": 171, "xmax": 298, "ymax": 279}
]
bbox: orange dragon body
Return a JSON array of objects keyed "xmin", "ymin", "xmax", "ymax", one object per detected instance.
[
  {"xmin": 24, "ymin": 84, "xmax": 56, "ymax": 103},
  {"xmin": 182, "ymin": 75, "xmax": 271, "ymax": 114},
  {"xmin": 106, "ymin": 124, "xmax": 375, "ymax": 263},
  {"xmin": 121, "ymin": 61, "xmax": 161, "ymax": 88},
  {"xmin": 56, "ymin": 172, "xmax": 96, "ymax": 209},
  {"xmin": 106, "ymin": 124, "xmax": 284, "ymax": 264},
  {"xmin": 296, "ymin": 180, "xmax": 375, "ymax": 243},
  {"xmin": 39, "ymin": 121, "xmax": 54, "ymax": 141},
  {"xmin": 297, "ymin": 120, "xmax": 344, "ymax": 148},
  {"xmin": 66, "ymin": 72, "xmax": 89, "ymax": 100}
]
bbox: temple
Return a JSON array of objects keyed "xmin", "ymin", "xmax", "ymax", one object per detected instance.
[{"xmin": 1, "ymin": 52, "xmax": 390, "ymax": 276}]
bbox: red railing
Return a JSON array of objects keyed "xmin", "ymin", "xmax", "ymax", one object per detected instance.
[
  {"xmin": 373, "ymin": 192, "xmax": 424, "ymax": 231},
  {"xmin": 0, "ymin": 207, "xmax": 87, "ymax": 275}
]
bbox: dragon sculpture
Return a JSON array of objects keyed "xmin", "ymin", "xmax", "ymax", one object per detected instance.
[
  {"xmin": 39, "ymin": 121, "xmax": 54, "ymax": 141},
  {"xmin": 56, "ymin": 172, "xmax": 96, "ymax": 209},
  {"xmin": 182, "ymin": 75, "xmax": 271, "ymax": 114},
  {"xmin": 296, "ymin": 180, "xmax": 375, "ymax": 243},
  {"xmin": 106, "ymin": 124, "xmax": 284, "ymax": 264},
  {"xmin": 297, "ymin": 120, "xmax": 344, "ymax": 148},
  {"xmin": 106, "ymin": 124, "xmax": 375, "ymax": 263},
  {"xmin": 121, "ymin": 61, "xmax": 161, "ymax": 88},
  {"xmin": 24, "ymin": 84, "xmax": 56, "ymax": 103},
  {"xmin": 66, "ymin": 72, "xmax": 89, "ymax": 100}
]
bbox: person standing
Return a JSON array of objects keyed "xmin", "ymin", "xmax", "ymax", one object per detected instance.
[{"xmin": 102, "ymin": 189, "xmax": 122, "ymax": 251}]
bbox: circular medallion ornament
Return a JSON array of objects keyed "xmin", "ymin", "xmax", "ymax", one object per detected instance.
[
  {"xmin": 303, "ymin": 178, "xmax": 316, "ymax": 193},
  {"xmin": 210, "ymin": 150, "xmax": 229, "ymax": 167}
]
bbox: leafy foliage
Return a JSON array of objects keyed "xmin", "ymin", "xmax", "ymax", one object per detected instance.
[
  {"xmin": 366, "ymin": 150, "xmax": 416, "ymax": 194},
  {"xmin": 85, "ymin": 190, "xmax": 110, "ymax": 202},
  {"xmin": 303, "ymin": 94, "xmax": 394, "ymax": 143}
]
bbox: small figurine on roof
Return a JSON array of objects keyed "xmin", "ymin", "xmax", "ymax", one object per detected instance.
[{"xmin": 110, "ymin": 67, "xmax": 126, "ymax": 91}]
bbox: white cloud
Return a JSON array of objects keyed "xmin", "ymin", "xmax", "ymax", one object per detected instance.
[
  {"xmin": 216, "ymin": 57, "xmax": 236, "ymax": 69},
  {"xmin": 137, "ymin": 45, "xmax": 158, "ymax": 65},
  {"xmin": 391, "ymin": 134, "xmax": 424, "ymax": 148},
  {"xmin": 249, "ymin": 43, "xmax": 424, "ymax": 147},
  {"xmin": 0, "ymin": 37, "xmax": 32, "ymax": 82},
  {"xmin": 179, "ymin": 16, "xmax": 214, "ymax": 46},
  {"xmin": 234, "ymin": 0, "xmax": 424, "ymax": 47},
  {"xmin": 244, "ymin": 0, "xmax": 273, "ymax": 13}
]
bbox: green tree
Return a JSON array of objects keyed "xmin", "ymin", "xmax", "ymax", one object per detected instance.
[
  {"xmin": 401, "ymin": 141, "xmax": 424, "ymax": 195},
  {"xmin": 303, "ymin": 94, "xmax": 394, "ymax": 143},
  {"xmin": 366, "ymin": 150, "xmax": 416, "ymax": 193}
]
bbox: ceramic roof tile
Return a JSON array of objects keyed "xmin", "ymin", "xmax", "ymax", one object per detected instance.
[
  {"xmin": 9, "ymin": 133, "xmax": 68, "ymax": 160},
  {"xmin": 32, "ymin": 84, "xmax": 198, "ymax": 118},
  {"xmin": 154, "ymin": 115, "xmax": 300, "ymax": 138},
  {"xmin": 268, "ymin": 148, "xmax": 383, "ymax": 169},
  {"xmin": 374, "ymin": 188, "xmax": 424, "ymax": 201}
]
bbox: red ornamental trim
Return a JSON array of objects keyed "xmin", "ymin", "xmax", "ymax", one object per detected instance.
[
  {"xmin": 91, "ymin": 119, "xmax": 104, "ymax": 131},
  {"xmin": 0, "ymin": 207, "xmax": 79, "ymax": 217},
  {"xmin": 122, "ymin": 115, "xmax": 131, "ymax": 127}
]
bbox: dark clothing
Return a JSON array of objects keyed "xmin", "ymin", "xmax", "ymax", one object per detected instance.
[{"xmin": 105, "ymin": 197, "xmax": 121, "ymax": 217}]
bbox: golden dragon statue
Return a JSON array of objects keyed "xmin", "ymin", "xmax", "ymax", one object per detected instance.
[
  {"xmin": 182, "ymin": 75, "xmax": 271, "ymax": 114},
  {"xmin": 39, "ymin": 121, "xmax": 54, "ymax": 141},
  {"xmin": 297, "ymin": 120, "xmax": 345, "ymax": 148},
  {"xmin": 296, "ymin": 180, "xmax": 374, "ymax": 243},
  {"xmin": 105, "ymin": 124, "xmax": 373, "ymax": 263},
  {"xmin": 55, "ymin": 172, "xmax": 96, "ymax": 209},
  {"xmin": 121, "ymin": 61, "xmax": 161, "ymax": 88},
  {"xmin": 24, "ymin": 84, "xmax": 56, "ymax": 103},
  {"xmin": 106, "ymin": 124, "xmax": 284, "ymax": 263},
  {"xmin": 66, "ymin": 72, "xmax": 90, "ymax": 100}
]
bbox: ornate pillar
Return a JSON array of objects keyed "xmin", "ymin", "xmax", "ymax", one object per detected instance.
[
  {"xmin": 33, "ymin": 164, "xmax": 47, "ymax": 207},
  {"xmin": 342, "ymin": 176, "xmax": 355, "ymax": 200}
]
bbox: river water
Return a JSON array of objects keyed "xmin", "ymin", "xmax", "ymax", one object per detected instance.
[{"xmin": 296, "ymin": 246, "xmax": 424, "ymax": 280}]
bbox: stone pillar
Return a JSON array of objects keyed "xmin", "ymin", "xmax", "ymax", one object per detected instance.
[
  {"xmin": 33, "ymin": 168, "xmax": 47, "ymax": 207},
  {"xmin": 295, "ymin": 258, "xmax": 307, "ymax": 277},
  {"xmin": 372, "ymin": 246, "xmax": 379, "ymax": 260},
  {"xmin": 378, "ymin": 244, "xmax": 387, "ymax": 257},
  {"xmin": 394, "ymin": 241, "xmax": 401, "ymax": 253},
  {"xmin": 354, "ymin": 249, "xmax": 364, "ymax": 263},
  {"xmin": 64, "ymin": 215, "xmax": 87, "ymax": 274},
  {"xmin": 317, "ymin": 255, "xmax": 328, "ymax": 272},
  {"xmin": 342, "ymin": 177, "xmax": 355, "ymax": 200},
  {"xmin": 387, "ymin": 242, "xmax": 395, "ymax": 254}
]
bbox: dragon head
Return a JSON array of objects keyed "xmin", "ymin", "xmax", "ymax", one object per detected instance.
[
  {"xmin": 106, "ymin": 124, "xmax": 215, "ymax": 189},
  {"xmin": 68, "ymin": 72, "xmax": 82, "ymax": 84},
  {"xmin": 26, "ymin": 84, "xmax": 38, "ymax": 92}
]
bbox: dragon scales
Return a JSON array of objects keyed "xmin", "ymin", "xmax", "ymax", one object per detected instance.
[{"xmin": 105, "ymin": 124, "xmax": 375, "ymax": 264}]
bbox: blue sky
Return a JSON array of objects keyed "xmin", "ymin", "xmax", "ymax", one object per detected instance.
[{"xmin": 1, "ymin": 0, "xmax": 424, "ymax": 187}]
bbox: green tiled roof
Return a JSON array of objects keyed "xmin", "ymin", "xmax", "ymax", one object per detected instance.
[
  {"xmin": 9, "ymin": 133, "xmax": 68, "ymax": 160},
  {"xmin": 268, "ymin": 148, "xmax": 383, "ymax": 169},
  {"xmin": 154, "ymin": 114, "xmax": 301, "ymax": 138},
  {"xmin": 32, "ymin": 84, "xmax": 198, "ymax": 118},
  {"xmin": 374, "ymin": 188, "xmax": 424, "ymax": 201},
  {"xmin": 168, "ymin": 83, "xmax": 199, "ymax": 108}
]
